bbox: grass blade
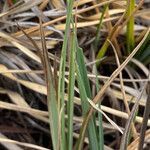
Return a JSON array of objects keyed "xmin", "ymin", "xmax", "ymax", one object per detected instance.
[
  {"xmin": 75, "ymin": 46, "xmax": 99, "ymax": 150},
  {"xmin": 120, "ymin": 81, "xmax": 148, "ymax": 150},
  {"xmin": 57, "ymin": 1, "xmax": 74, "ymax": 149},
  {"xmin": 39, "ymin": 19, "xmax": 59, "ymax": 150},
  {"xmin": 126, "ymin": 0, "xmax": 135, "ymax": 53},
  {"xmin": 138, "ymin": 79, "xmax": 150, "ymax": 150},
  {"xmin": 76, "ymin": 47, "xmax": 92, "ymax": 98},
  {"xmin": 67, "ymin": 28, "xmax": 76, "ymax": 150},
  {"xmin": 94, "ymin": 66, "xmax": 104, "ymax": 150},
  {"xmin": 94, "ymin": 4, "xmax": 108, "ymax": 50}
]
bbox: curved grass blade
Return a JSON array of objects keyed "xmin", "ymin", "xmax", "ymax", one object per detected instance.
[
  {"xmin": 120, "ymin": 81, "xmax": 148, "ymax": 150},
  {"xmin": 138, "ymin": 78, "xmax": 150, "ymax": 150}
]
